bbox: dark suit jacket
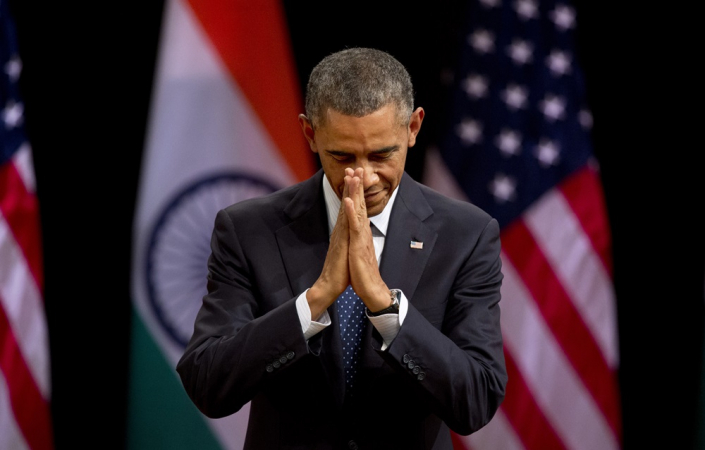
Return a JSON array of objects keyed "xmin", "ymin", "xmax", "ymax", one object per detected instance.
[{"xmin": 176, "ymin": 170, "xmax": 507, "ymax": 450}]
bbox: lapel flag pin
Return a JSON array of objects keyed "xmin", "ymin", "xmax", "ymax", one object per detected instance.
[{"xmin": 410, "ymin": 241, "xmax": 423, "ymax": 249}]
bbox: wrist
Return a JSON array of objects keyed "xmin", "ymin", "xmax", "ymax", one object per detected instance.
[
  {"xmin": 307, "ymin": 283, "xmax": 338, "ymax": 319},
  {"xmin": 367, "ymin": 289, "xmax": 401, "ymax": 316}
]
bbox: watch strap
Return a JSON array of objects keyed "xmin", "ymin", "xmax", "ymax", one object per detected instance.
[{"xmin": 367, "ymin": 289, "xmax": 401, "ymax": 317}]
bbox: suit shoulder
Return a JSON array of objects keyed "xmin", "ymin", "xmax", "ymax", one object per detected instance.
[
  {"xmin": 221, "ymin": 179, "xmax": 301, "ymax": 218},
  {"xmin": 416, "ymin": 181, "xmax": 494, "ymax": 224},
  {"xmin": 210, "ymin": 180, "xmax": 308, "ymax": 237}
]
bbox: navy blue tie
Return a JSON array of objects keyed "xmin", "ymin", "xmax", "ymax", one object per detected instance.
[{"xmin": 337, "ymin": 285, "xmax": 367, "ymax": 390}]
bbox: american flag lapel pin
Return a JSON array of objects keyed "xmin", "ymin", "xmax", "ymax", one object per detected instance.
[{"xmin": 410, "ymin": 240, "xmax": 423, "ymax": 249}]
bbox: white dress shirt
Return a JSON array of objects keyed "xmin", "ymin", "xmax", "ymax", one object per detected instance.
[{"xmin": 294, "ymin": 175, "xmax": 409, "ymax": 350}]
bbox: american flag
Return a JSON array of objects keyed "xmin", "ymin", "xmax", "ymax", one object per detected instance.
[
  {"xmin": 0, "ymin": 1, "xmax": 54, "ymax": 448},
  {"xmin": 423, "ymin": 0, "xmax": 622, "ymax": 449}
]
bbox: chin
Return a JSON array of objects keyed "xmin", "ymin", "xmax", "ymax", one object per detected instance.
[{"xmin": 366, "ymin": 203, "xmax": 385, "ymax": 217}]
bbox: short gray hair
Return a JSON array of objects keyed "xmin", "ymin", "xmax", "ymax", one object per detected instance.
[{"xmin": 304, "ymin": 47, "xmax": 414, "ymax": 129}]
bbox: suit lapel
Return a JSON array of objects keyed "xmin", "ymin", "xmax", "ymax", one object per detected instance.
[
  {"xmin": 275, "ymin": 170, "xmax": 346, "ymax": 407},
  {"xmin": 379, "ymin": 173, "xmax": 437, "ymax": 302},
  {"xmin": 359, "ymin": 174, "xmax": 437, "ymax": 371},
  {"xmin": 275, "ymin": 171, "xmax": 329, "ymax": 296}
]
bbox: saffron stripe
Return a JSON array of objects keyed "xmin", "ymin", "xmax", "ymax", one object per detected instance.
[
  {"xmin": 0, "ymin": 161, "xmax": 43, "ymax": 289},
  {"xmin": 0, "ymin": 302, "xmax": 53, "ymax": 450},
  {"xmin": 185, "ymin": 0, "xmax": 315, "ymax": 183}
]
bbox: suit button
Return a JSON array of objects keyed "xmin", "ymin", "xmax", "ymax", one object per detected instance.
[
  {"xmin": 279, "ymin": 356, "xmax": 288, "ymax": 364},
  {"xmin": 266, "ymin": 365, "xmax": 273, "ymax": 373},
  {"xmin": 417, "ymin": 372, "xmax": 426, "ymax": 381},
  {"xmin": 412, "ymin": 366, "xmax": 420, "ymax": 374},
  {"xmin": 286, "ymin": 351, "xmax": 295, "ymax": 360},
  {"xmin": 407, "ymin": 360, "xmax": 415, "ymax": 369},
  {"xmin": 273, "ymin": 361, "xmax": 281, "ymax": 369},
  {"xmin": 347, "ymin": 440, "xmax": 359, "ymax": 450},
  {"xmin": 402, "ymin": 354, "xmax": 411, "ymax": 363}
]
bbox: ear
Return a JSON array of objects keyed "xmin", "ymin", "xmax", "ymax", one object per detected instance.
[
  {"xmin": 298, "ymin": 114, "xmax": 318, "ymax": 153},
  {"xmin": 407, "ymin": 107, "xmax": 425, "ymax": 148}
]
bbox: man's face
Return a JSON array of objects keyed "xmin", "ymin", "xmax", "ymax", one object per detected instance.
[{"xmin": 300, "ymin": 104, "xmax": 424, "ymax": 217}]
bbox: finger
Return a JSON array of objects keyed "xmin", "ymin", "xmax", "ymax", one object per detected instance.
[
  {"xmin": 355, "ymin": 168, "xmax": 367, "ymax": 218},
  {"xmin": 339, "ymin": 169, "xmax": 355, "ymax": 221},
  {"xmin": 346, "ymin": 169, "xmax": 362, "ymax": 208},
  {"xmin": 344, "ymin": 197, "xmax": 360, "ymax": 232},
  {"xmin": 346, "ymin": 172, "xmax": 360, "ymax": 202},
  {"xmin": 342, "ymin": 171, "xmax": 351, "ymax": 202},
  {"xmin": 354, "ymin": 167, "xmax": 364, "ymax": 199},
  {"xmin": 343, "ymin": 168, "xmax": 355, "ymax": 197}
]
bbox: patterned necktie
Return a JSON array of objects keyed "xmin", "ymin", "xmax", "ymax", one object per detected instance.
[{"xmin": 337, "ymin": 285, "xmax": 367, "ymax": 391}]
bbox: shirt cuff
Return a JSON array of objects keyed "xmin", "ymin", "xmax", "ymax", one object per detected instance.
[
  {"xmin": 296, "ymin": 289, "xmax": 330, "ymax": 340},
  {"xmin": 366, "ymin": 290, "xmax": 408, "ymax": 351}
]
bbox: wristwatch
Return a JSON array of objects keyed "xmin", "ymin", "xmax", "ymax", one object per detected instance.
[{"xmin": 367, "ymin": 289, "xmax": 401, "ymax": 317}]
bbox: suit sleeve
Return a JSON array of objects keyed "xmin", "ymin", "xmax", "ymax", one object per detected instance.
[
  {"xmin": 379, "ymin": 217, "xmax": 507, "ymax": 435},
  {"xmin": 175, "ymin": 208, "xmax": 310, "ymax": 418}
]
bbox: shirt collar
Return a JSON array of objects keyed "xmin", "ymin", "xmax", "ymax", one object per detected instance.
[{"xmin": 322, "ymin": 175, "xmax": 398, "ymax": 237}]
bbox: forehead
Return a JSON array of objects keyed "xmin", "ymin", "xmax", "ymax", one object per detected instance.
[
  {"xmin": 318, "ymin": 105, "xmax": 405, "ymax": 141},
  {"xmin": 318, "ymin": 103, "xmax": 404, "ymax": 128}
]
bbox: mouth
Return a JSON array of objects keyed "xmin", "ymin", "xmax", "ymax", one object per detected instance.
[{"xmin": 364, "ymin": 189, "xmax": 385, "ymax": 203}]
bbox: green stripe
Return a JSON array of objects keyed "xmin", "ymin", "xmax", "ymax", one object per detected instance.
[{"xmin": 127, "ymin": 307, "xmax": 223, "ymax": 450}]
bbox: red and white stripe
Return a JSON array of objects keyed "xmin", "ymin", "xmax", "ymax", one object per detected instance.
[
  {"xmin": 0, "ymin": 144, "xmax": 54, "ymax": 450},
  {"xmin": 424, "ymin": 151, "xmax": 621, "ymax": 450}
]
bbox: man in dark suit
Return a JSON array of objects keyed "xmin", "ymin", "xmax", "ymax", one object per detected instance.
[{"xmin": 176, "ymin": 47, "xmax": 507, "ymax": 449}]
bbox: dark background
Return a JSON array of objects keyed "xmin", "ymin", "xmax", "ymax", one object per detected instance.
[{"xmin": 7, "ymin": 0, "xmax": 704, "ymax": 448}]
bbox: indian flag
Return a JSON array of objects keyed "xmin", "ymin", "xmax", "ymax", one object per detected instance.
[{"xmin": 128, "ymin": 0, "xmax": 314, "ymax": 448}]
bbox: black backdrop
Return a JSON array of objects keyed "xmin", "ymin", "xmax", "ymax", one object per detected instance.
[{"xmin": 7, "ymin": 1, "xmax": 704, "ymax": 449}]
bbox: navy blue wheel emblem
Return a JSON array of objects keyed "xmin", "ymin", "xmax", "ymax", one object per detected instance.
[{"xmin": 145, "ymin": 172, "xmax": 279, "ymax": 348}]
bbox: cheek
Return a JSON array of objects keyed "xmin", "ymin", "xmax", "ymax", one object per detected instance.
[
  {"xmin": 328, "ymin": 174, "xmax": 343, "ymax": 188},
  {"xmin": 324, "ymin": 171, "xmax": 345, "ymax": 195},
  {"xmin": 378, "ymin": 162, "xmax": 404, "ymax": 185}
]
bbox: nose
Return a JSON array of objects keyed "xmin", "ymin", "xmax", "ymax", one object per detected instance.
[{"xmin": 361, "ymin": 162, "xmax": 379, "ymax": 190}]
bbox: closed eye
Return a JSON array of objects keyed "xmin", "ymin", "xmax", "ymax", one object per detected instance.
[
  {"xmin": 371, "ymin": 152, "xmax": 392, "ymax": 161},
  {"xmin": 370, "ymin": 146, "xmax": 399, "ymax": 161},
  {"xmin": 327, "ymin": 151, "xmax": 353, "ymax": 162}
]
